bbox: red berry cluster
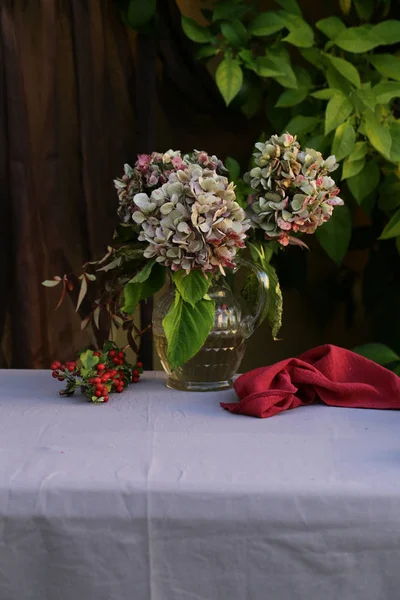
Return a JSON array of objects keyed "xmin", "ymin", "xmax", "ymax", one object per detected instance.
[{"xmin": 50, "ymin": 342, "xmax": 144, "ymax": 404}]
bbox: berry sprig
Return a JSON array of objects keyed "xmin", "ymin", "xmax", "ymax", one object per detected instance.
[{"xmin": 50, "ymin": 341, "xmax": 144, "ymax": 403}]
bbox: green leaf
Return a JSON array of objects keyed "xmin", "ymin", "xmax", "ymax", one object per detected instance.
[
  {"xmin": 363, "ymin": 112, "xmax": 392, "ymax": 158},
  {"xmin": 334, "ymin": 26, "xmax": 381, "ymax": 53},
  {"xmin": 349, "ymin": 141, "xmax": 368, "ymax": 161},
  {"xmin": 325, "ymin": 94, "xmax": 353, "ymax": 135},
  {"xmin": 216, "ymin": 57, "xmax": 243, "ymax": 106},
  {"xmin": 310, "ymin": 88, "xmax": 338, "ymax": 100},
  {"xmin": 163, "ymin": 294, "xmax": 215, "ymax": 370},
  {"xmin": 356, "ymin": 88, "xmax": 376, "ymax": 112},
  {"xmin": 248, "ymin": 241, "xmax": 274, "ymax": 266},
  {"xmin": 353, "ymin": 343, "xmax": 400, "ymax": 365},
  {"xmin": 225, "ymin": 156, "xmax": 241, "ymax": 180},
  {"xmin": 266, "ymin": 100, "xmax": 290, "ymax": 132},
  {"xmin": 332, "ymin": 121, "xmax": 356, "ymax": 161},
  {"xmin": 122, "ymin": 283, "xmax": 144, "ymax": 315},
  {"xmin": 316, "ymin": 16, "xmax": 346, "ymax": 40},
  {"xmin": 280, "ymin": 13, "xmax": 314, "ymax": 48},
  {"xmin": 389, "ymin": 121, "xmax": 400, "ymax": 162},
  {"xmin": 234, "ymin": 179, "xmax": 253, "ymax": 208},
  {"xmin": 127, "ymin": 0, "xmax": 156, "ymax": 29},
  {"xmin": 342, "ymin": 157, "xmax": 366, "ymax": 180},
  {"xmin": 296, "ymin": 67, "xmax": 312, "ymax": 88},
  {"xmin": 353, "ymin": 0, "xmax": 374, "ymax": 21},
  {"xmin": 284, "ymin": 115, "xmax": 319, "ymax": 137},
  {"xmin": 212, "ymin": 1, "xmax": 249, "ymax": 22},
  {"xmin": 375, "ymin": 102, "xmax": 392, "ymax": 121},
  {"xmin": 238, "ymin": 49, "xmax": 254, "ymax": 64},
  {"xmin": 379, "ymin": 208, "xmax": 400, "ymax": 240},
  {"xmin": 369, "ymin": 54, "xmax": 400, "ymax": 81},
  {"xmin": 316, "ymin": 204, "xmax": 351, "ymax": 264},
  {"xmin": 249, "ymin": 57, "xmax": 284, "ymax": 78},
  {"xmin": 326, "ymin": 65, "xmax": 351, "ymax": 95},
  {"xmin": 275, "ymin": 0, "xmax": 302, "ymax": 16},
  {"xmin": 122, "ymin": 263, "xmax": 165, "ymax": 314},
  {"xmin": 248, "ymin": 11, "xmax": 285, "ymax": 37},
  {"xmin": 324, "ymin": 54, "xmax": 361, "ymax": 88},
  {"xmin": 299, "ymin": 47, "xmax": 323, "ymax": 68},
  {"xmin": 378, "ymin": 174, "xmax": 400, "ymax": 211},
  {"xmin": 181, "ymin": 16, "xmax": 213, "ymax": 43},
  {"xmin": 373, "ymin": 81, "xmax": 400, "ymax": 104},
  {"xmin": 42, "ymin": 279, "xmax": 61, "ymax": 287},
  {"xmin": 172, "ymin": 270, "xmax": 211, "ymax": 306},
  {"xmin": 128, "ymin": 259, "xmax": 155, "ymax": 284},
  {"xmin": 240, "ymin": 86, "xmax": 262, "ymax": 118},
  {"xmin": 282, "ymin": 29, "xmax": 313, "ymax": 48},
  {"xmin": 265, "ymin": 47, "xmax": 297, "ymax": 89},
  {"xmin": 347, "ymin": 160, "xmax": 380, "ymax": 203},
  {"xmin": 275, "ymin": 87, "xmax": 308, "ymax": 107},
  {"xmin": 263, "ymin": 261, "xmax": 283, "ymax": 339},
  {"xmin": 195, "ymin": 45, "xmax": 219, "ymax": 60},
  {"xmin": 372, "ymin": 20, "xmax": 400, "ymax": 45},
  {"xmin": 221, "ymin": 20, "xmax": 248, "ymax": 48},
  {"xmin": 80, "ymin": 349, "xmax": 99, "ymax": 371}
]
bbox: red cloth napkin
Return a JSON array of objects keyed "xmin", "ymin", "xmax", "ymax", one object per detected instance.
[{"xmin": 221, "ymin": 344, "xmax": 400, "ymax": 418}]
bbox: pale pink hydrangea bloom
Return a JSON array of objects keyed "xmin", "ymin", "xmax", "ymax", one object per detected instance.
[
  {"xmin": 114, "ymin": 150, "xmax": 248, "ymax": 274},
  {"xmin": 244, "ymin": 133, "xmax": 344, "ymax": 246}
]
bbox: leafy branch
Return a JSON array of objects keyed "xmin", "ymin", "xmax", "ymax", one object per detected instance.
[
  {"xmin": 180, "ymin": 0, "xmax": 400, "ymax": 266},
  {"xmin": 43, "ymin": 225, "xmax": 148, "ymax": 353}
]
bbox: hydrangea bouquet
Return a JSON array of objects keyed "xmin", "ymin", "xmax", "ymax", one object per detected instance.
[
  {"xmin": 115, "ymin": 150, "xmax": 249, "ymax": 274},
  {"xmin": 44, "ymin": 135, "xmax": 343, "ymax": 370},
  {"xmin": 246, "ymin": 133, "xmax": 342, "ymax": 247}
]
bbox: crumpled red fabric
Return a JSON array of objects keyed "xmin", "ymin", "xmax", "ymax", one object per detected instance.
[{"xmin": 220, "ymin": 344, "xmax": 400, "ymax": 419}]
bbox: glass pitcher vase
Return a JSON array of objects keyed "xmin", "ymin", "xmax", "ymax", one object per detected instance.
[{"xmin": 152, "ymin": 259, "xmax": 269, "ymax": 392}]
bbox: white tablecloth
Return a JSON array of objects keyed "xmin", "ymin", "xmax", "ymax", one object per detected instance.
[{"xmin": 1, "ymin": 370, "xmax": 400, "ymax": 599}]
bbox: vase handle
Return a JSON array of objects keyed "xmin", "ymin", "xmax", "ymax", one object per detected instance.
[{"xmin": 234, "ymin": 257, "xmax": 269, "ymax": 340}]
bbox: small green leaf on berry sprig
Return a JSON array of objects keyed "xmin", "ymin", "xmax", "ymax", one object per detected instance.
[{"xmin": 50, "ymin": 341, "xmax": 144, "ymax": 404}]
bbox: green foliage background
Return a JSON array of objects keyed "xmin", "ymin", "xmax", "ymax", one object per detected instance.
[{"xmin": 178, "ymin": 0, "xmax": 400, "ymax": 361}]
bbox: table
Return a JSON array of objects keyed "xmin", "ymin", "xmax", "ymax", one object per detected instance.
[{"xmin": 1, "ymin": 370, "xmax": 400, "ymax": 600}]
